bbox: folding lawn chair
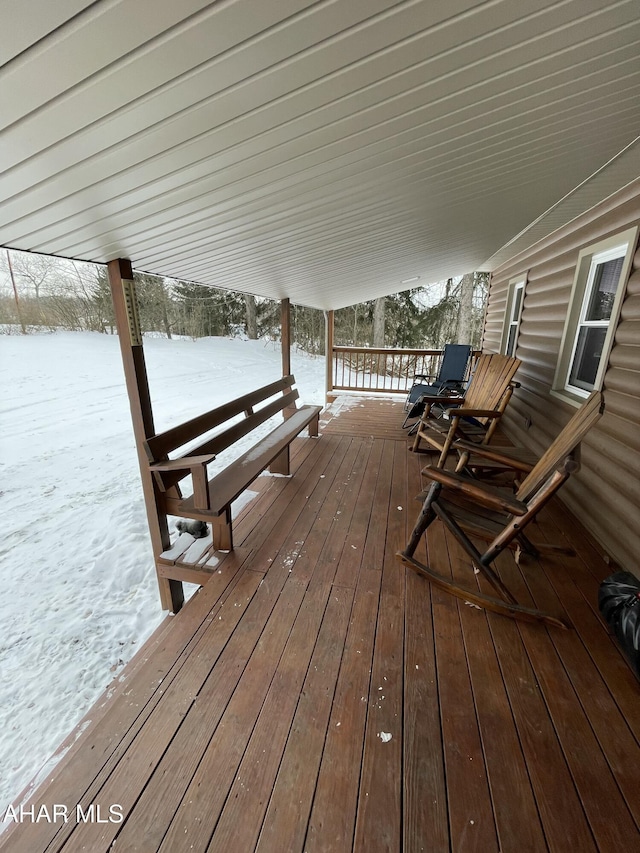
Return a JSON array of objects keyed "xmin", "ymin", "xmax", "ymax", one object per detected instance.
[{"xmin": 402, "ymin": 343, "xmax": 471, "ymax": 431}]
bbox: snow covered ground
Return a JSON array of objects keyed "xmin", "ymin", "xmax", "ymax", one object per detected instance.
[{"xmin": 0, "ymin": 330, "xmax": 327, "ymax": 813}]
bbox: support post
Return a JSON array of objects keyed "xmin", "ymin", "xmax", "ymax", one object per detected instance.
[
  {"xmin": 325, "ymin": 309, "xmax": 335, "ymax": 403},
  {"xmin": 280, "ymin": 298, "xmax": 295, "ymax": 417},
  {"xmin": 280, "ymin": 298, "xmax": 291, "ymax": 377},
  {"xmin": 108, "ymin": 258, "xmax": 184, "ymax": 613}
]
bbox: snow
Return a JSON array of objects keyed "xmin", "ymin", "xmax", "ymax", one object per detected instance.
[{"xmin": 0, "ymin": 330, "xmax": 328, "ymax": 813}]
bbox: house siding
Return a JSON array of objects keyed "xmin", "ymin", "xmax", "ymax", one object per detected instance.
[{"xmin": 484, "ymin": 179, "xmax": 640, "ymax": 576}]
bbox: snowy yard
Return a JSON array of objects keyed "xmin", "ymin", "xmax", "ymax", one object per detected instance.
[{"xmin": 0, "ymin": 331, "xmax": 327, "ymax": 812}]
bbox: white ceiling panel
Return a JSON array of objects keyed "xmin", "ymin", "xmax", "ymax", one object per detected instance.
[{"xmin": 1, "ymin": 0, "xmax": 639, "ymax": 309}]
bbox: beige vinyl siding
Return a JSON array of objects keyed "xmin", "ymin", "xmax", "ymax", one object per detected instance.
[{"xmin": 484, "ymin": 179, "xmax": 640, "ymax": 575}]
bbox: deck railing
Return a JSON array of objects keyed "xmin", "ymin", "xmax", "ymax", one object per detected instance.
[{"xmin": 328, "ymin": 346, "xmax": 478, "ymax": 395}]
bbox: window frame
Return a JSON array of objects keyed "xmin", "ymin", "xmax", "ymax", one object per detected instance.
[
  {"xmin": 500, "ymin": 275, "xmax": 526, "ymax": 357},
  {"xmin": 552, "ymin": 227, "xmax": 637, "ymax": 405}
]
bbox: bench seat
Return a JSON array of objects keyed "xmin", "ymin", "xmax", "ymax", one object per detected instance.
[
  {"xmin": 145, "ymin": 376, "xmax": 321, "ymax": 554},
  {"xmin": 164, "ymin": 405, "xmax": 321, "ymax": 545}
]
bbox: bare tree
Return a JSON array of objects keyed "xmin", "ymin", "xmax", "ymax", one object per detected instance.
[
  {"xmin": 456, "ymin": 273, "xmax": 474, "ymax": 344},
  {"xmin": 5, "ymin": 250, "xmax": 26, "ymax": 333},
  {"xmin": 9, "ymin": 251, "xmax": 59, "ymax": 301},
  {"xmin": 373, "ymin": 296, "xmax": 386, "ymax": 346},
  {"xmin": 244, "ymin": 294, "xmax": 258, "ymax": 339}
]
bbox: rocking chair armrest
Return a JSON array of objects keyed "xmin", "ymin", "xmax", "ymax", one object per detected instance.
[
  {"xmin": 446, "ymin": 407, "xmax": 501, "ymax": 420},
  {"xmin": 419, "ymin": 466, "xmax": 528, "ymax": 515},
  {"xmin": 452, "ymin": 439, "xmax": 535, "ymax": 471}
]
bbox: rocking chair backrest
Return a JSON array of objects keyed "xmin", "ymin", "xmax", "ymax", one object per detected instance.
[
  {"xmin": 463, "ymin": 353, "xmax": 521, "ymax": 420},
  {"xmin": 516, "ymin": 391, "xmax": 604, "ymax": 502}
]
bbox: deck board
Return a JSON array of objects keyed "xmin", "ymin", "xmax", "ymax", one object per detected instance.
[
  {"xmin": 403, "ymin": 568, "xmax": 449, "ymax": 852},
  {"xmin": 353, "ymin": 442, "xmax": 408, "ymax": 851},
  {"xmin": 449, "ymin": 532, "xmax": 548, "ymax": 852},
  {"xmin": 486, "ymin": 604, "xmax": 599, "ymax": 852},
  {"xmin": 305, "ymin": 567, "xmax": 382, "ymax": 853},
  {"xmin": 255, "ymin": 584, "xmax": 355, "ymax": 853},
  {"xmin": 489, "ymin": 552, "xmax": 637, "ymax": 850},
  {"xmin": 2, "ymin": 397, "xmax": 639, "ymax": 853}
]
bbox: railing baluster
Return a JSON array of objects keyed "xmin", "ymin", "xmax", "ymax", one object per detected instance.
[{"xmin": 329, "ymin": 346, "xmax": 459, "ymax": 393}]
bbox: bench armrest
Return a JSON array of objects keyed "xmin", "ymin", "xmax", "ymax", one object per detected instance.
[
  {"xmin": 149, "ymin": 454, "xmax": 216, "ymax": 473},
  {"xmin": 149, "ymin": 453, "xmax": 216, "ymax": 510}
]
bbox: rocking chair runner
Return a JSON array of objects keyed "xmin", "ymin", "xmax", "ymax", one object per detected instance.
[
  {"xmin": 398, "ymin": 391, "xmax": 605, "ymax": 627},
  {"xmin": 410, "ymin": 352, "xmax": 521, "ymax": 467}
]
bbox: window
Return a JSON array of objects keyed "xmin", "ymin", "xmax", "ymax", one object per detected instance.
[
  {"xmin": 501, "ymin": 276, "xmax": 525, "ymax": 357},
  {"xmin": 553, "ymin": 228, "xmax": 637, "ymax": 404}
]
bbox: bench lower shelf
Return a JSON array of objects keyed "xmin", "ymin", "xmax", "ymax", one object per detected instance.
[{"xmin": 157, "ymin": 523, "xmax": 235, "ymax": 585}]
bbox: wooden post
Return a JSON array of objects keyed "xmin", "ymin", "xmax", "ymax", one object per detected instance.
[
  {"xmin": 325, "ymin": 309, "xmax": 335, "ymax": 402},
  {"xmin": 281, "ymin": 298, "xmax": 291, "ymax": 377},
  {"xmin": 108, "ymin": 258, "xmax": 184, "ymax": 613},
  {"xmin": 280, "ymin": 298, "xmax": 296, "ymax": 417}
]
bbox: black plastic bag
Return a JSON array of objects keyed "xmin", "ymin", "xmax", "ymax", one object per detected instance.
[{"xmin": 598, "ymin": 571, "xmax": 640, "ymax": 680}]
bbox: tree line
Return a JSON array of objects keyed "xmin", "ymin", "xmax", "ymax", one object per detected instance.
[{"xmin": 0, "ymin": 249, "xmax": 488, "ymax": 351}]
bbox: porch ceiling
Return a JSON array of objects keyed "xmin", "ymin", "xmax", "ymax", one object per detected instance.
[{"xmin": 1, "ymin": 0, "xmax": 639, "ymax": 310}]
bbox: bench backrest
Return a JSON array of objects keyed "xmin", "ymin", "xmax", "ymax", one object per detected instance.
[{"xmin": 144, "ymin": 375, "xmax": 299, "ymax": 489}]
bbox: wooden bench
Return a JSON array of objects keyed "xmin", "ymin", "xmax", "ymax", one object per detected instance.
[{"xmin": 144, "ymin": 375, "xmax": 321, "ymax": 552}]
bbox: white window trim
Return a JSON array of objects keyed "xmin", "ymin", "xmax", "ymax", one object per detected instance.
[
  {"xmin": 500, "ymin": 275, "xmax": 526, "ymax": 357},
  {"xmin": 552, "ymin": 227, "xmax": 637, "ymax": 406}
]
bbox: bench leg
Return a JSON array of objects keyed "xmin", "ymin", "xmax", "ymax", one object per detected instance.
[
  {"xmin": 270, "ymin": 446, "xmax": 290, "ymax": 476},
  {"xmin": 212, "ymin": 506, "xmax": 233, "ymax": 551},
  {"xmin": 308, "ymin": 413, "xmax": 319, "ymax": 437}
]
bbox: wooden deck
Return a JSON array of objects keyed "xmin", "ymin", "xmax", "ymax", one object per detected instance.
[{"xmin": 3, "ymin": 397, "xmax": 638, "ymax": 852}]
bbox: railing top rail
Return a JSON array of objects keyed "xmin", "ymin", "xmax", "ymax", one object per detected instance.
[
  {"xmin": 332, "ymin": 346, "xmax": 446, "ymax": 356},
  {"xmin": 331, "ymin": 346, "xmax": 481, "ymax": 356}
]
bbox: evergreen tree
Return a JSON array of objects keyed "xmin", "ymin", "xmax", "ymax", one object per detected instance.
[
  {"xmin": 172, "ymin": 280, "xmax": 248, "ymax": 338},
  {"xmin": 134, "ymin": 273, "xmax": 175, "ymax": 338},
  {"xmin": 291, "ymin": 304, "xmax": 324, "ymax": 354}
]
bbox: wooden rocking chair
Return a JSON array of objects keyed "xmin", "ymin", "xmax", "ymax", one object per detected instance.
[
  {"xmin": 398, "ymin": 391, "xmax": 605, "ymax": 628},
  {"xmin": 410, "ymin": 353, "xmax": 521, "ymax": 467}
]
